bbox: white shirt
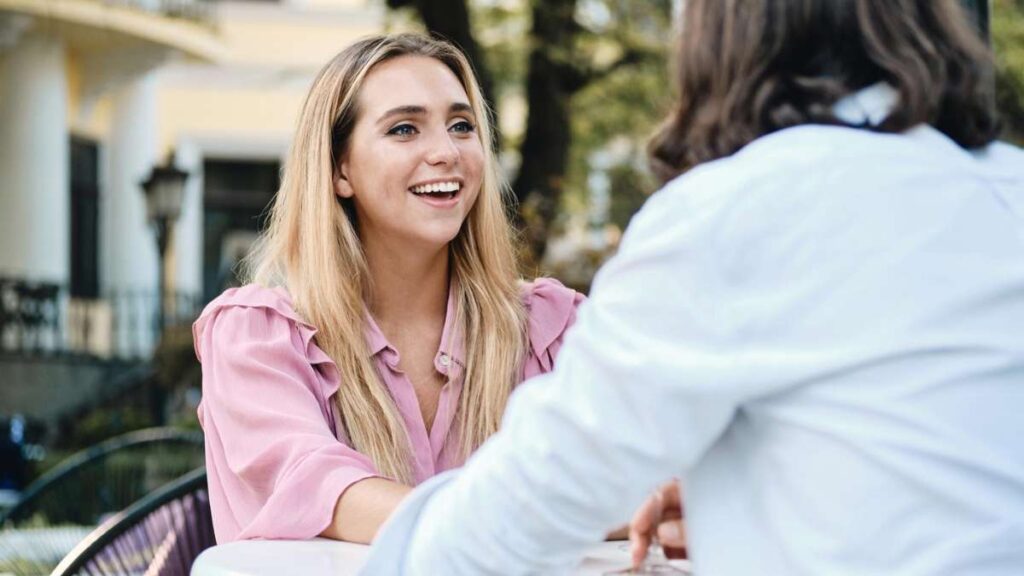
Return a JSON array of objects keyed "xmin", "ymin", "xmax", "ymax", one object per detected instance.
[{"xmin": 362, "ymin": 86, "xmax": 1024, "ymax": 575}]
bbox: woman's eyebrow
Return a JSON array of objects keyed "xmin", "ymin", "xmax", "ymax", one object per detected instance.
[
  {"xmin": 376, "ymin": 105, "xmax": 427, "ymax": 126},
  {"xmin": 375, "ymin": 102, "xmax": 474, "ymax": 126},
  {"xmin": 450, "ymin": 102, "xmax": 473, "ymax": 116}
]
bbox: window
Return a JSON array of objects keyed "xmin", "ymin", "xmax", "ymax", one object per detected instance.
[
  {"xmin": 70, "ymin": 137, "xmax": 100, "ymax": 299},
  {"xmin": 202, "ymin": 159, "xmax": 280, "ymax": 302}
]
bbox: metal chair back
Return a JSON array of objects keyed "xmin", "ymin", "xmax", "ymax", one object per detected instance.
[{"xmin": 51, "ymin": 467, "xmax": 214, "ymax": 576}]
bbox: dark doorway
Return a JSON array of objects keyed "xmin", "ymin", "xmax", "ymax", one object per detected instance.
[
  {"xmin": 202, "ymin": 159, "xmax": 280, "ymax": 303},
  {"xmin": 70, "ymin": 136, "xmax": 100, "ymax": 299}
]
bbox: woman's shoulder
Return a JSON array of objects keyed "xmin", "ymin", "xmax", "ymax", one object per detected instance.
[
  {"xmin": 520, "ymin": 277, "xmax": 582, "ymax": 310},
  {"xmin": 192, "ymin": 284, "xmax": 315, "ymax": 361},
  {"xmin": 520, "ymin": 278, "xmax": 585, "ymax": 360}
]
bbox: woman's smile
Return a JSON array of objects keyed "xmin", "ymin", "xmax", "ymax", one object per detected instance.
[{"xmin": 409, "ymin": 178, "xmax": 463, "ymax": 207}]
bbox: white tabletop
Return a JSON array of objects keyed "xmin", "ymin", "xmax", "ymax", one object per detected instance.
[{"xmin": 192, "ymin": 538, "xmax": 691, "ymax": 575}]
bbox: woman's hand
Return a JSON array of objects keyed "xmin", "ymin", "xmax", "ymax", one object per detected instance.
[{"xmin": 628, "ymin": 480, "xmax": 687, "ymax": 568}]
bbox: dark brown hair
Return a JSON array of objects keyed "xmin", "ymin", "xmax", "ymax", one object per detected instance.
[{"xmin": 649, "ymin": 0, "xmax": 1000, "ymax": 183}]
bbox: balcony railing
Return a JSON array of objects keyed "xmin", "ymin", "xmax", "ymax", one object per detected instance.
[
  {"xmin": 0, "ymin": 277, "xmax": 201, "ymax": 361},
  {"xmin": 103, "ymin": 0, "xmax": 216, "ymax": 28}
]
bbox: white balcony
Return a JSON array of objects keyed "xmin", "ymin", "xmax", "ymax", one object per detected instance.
[{"xmin": 0, "ymin": 0, "xmax": 223, "ymax": 62}]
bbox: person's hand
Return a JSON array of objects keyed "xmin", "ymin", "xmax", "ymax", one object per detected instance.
[{"xmin": 629, "ymin": 480, "xmax": 687, "ymax": 568}]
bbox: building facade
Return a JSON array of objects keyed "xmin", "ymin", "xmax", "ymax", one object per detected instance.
[{"xmin": 0, "ymin": 0, "xmax": 384, "ymax": 425}]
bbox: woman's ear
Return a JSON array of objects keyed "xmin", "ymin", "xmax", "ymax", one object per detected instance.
[{"xmin": 333, "ymin": 163, "xmax": 354, "ymax": 199}]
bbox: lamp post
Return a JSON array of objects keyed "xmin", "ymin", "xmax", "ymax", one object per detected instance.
[{"xmin": 140, "ymin": 159, "xmax": 188, "ymax": 334}]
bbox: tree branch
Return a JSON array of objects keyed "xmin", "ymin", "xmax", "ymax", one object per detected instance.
[{"xmin": 563, "ymin": 47, "xmax": 655, "ymax": 93}]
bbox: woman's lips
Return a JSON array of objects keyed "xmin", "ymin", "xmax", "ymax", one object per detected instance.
[{"xmin": 409, "ymin": 187, "xmax": 460, "ymax": 208}]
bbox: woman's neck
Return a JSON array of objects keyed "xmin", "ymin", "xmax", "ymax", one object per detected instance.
[{"xmin": 364, "ymin": 238, "xmax": 450, "ymax": 329}]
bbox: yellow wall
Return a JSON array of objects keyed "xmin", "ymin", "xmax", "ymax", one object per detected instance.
[
  {"xmin": 158, "ymin": 87, "xmax": 306, "ymax": 154},
  {"xmin": 220, "ymin": 19, "xmax": 380, "ymax": 68},
  {"xmin": 65, "ymin": 48, "xmax": 113, "ymax": 141},
  {"xmin": 156, "ymin": 0, "xmax": 385, "ymax": 159}
]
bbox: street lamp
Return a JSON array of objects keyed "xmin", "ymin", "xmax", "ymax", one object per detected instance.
[{"xmin": 140, "ymin": 159, "xmax": 188, "ymax": 333}]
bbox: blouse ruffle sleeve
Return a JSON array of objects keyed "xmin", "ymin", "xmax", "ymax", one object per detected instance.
[
  {"xmin": 521, "ymin": 278, "xmax": 586, "ymax": 379},
  {"xmin": 193, "ymin": 285, "xmax": 379, "ymax": 543}
]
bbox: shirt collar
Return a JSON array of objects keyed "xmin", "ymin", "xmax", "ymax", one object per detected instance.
[
  {"xmin": 833, "ymin": 82, "xmax": 898, "ymax": 127},
  {"xmin": 436, "ymin": 277, "xmax": 466, "ymax": 370},
  {"xmin": 363, "ymin": 309, "xmax": 391, "ymax": 357},
  {"xmin": 363, "ymin": 279, "xmax": 466, "ymax": 370}
]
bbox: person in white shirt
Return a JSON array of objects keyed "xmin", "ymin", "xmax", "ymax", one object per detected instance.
[{"xmin": 361, "ymin": 0, "xmax": 1024, "ymax": 574}]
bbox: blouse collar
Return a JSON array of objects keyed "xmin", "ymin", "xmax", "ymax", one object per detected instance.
[
  {"xmin": 833, "ymin": 82, "xmax": 899, "ymax": 127},
  {"xmin": 363, "ymin": 278, "xmax": 466, "ymax": 372}
]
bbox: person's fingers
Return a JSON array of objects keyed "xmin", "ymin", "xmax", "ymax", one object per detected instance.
[
  {"xmin": 630, "ymin": 528, "xmax": 651, "ymax": 568},
  {"xmin": 629, "ymin": 491, "xmax": 661, "ymax": 568},
  {"xmin": 656, "ymin": 519, "xmax": 687, "ymax": 549},
  {"xmin": 629, "ymin": 489, "xmax": 663, "ymax": 535},
  {"xmin": 658, "ymin": 507, "xmax": 682, "ymax": 522},
  {"xmin": 629, "ymin": 481, "xmax": 683, "ymax": 569},
  {"xmin": 659, "ymin": 480, "xmax": 682, "ymax": 511}
]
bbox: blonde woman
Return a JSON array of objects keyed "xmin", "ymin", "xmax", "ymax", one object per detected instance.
[{"xmin": 192, "ymin": 34, "xmax": 582, "ymax": 545}]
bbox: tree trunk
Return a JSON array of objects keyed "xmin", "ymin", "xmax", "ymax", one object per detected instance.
[
  {"xmin": 511, "ymin": 0, "xmax": 579, "ymax": 263},
  {"xmin": 393, "ymin": 0, "xmax": 582, "ymax": 263},
  {"xmin": 388, "ymin": 0, "xmax": 496, "ymax": 114}
]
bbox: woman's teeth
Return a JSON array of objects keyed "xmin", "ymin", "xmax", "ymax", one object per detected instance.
[{"xmin": 410, "ymin": 181, "xmax": 461, "ymax": 196}]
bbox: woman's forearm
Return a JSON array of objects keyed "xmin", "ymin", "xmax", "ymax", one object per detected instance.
[{"xmin": 320, "ymin": 477, "xmax": 412, "ymax": 543}]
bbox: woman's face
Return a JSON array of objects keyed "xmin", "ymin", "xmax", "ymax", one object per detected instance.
[{"xmin": 335, "ymin": 55, "xmax": 484, "ymax": 254}]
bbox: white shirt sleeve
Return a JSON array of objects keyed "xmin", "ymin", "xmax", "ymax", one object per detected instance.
[
  {"xmin": 360, "ymin": 126, "xmax": 1024, "ymax": 576},
  {"xmin": 362, "ymin": 174, "xmax": 790, "ymax": 574}
]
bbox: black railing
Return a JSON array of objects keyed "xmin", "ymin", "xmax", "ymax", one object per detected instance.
[{"xmin": 0, "ymin": 277, "xmax": 201, "ymax": 361}]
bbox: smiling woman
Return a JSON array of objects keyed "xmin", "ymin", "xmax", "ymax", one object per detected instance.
[
  {"xmin": 191, "ymin": 35, "xmax": 584, "ymax": 545},
  {"xmin": 334, "ymin": 57, "xmax": 485, "ymax": 251}
]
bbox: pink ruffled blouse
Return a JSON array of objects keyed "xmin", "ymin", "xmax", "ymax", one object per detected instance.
[{"xmin": 193, "ymin": 278, "xmax": 583, "ymax": 543}]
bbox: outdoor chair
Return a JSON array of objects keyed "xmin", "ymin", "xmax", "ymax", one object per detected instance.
[
  {"xmin": 0, "ymin": 427, "xmax": 204, "ymax": 575},
  {"xmin": 51, "ymin": 467, "xmax": 214, "ymax": 576}
]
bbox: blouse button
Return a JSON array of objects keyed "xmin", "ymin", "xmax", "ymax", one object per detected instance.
[{"xmin": 439, "ymin": 354, "xmax": 451, "ymax": 367}]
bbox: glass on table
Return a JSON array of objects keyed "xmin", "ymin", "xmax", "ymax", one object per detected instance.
[
  {"xmin": 605, "ymin": 481, "xmax": 689, "ymax": 575},
  {"xmin": 604, "ymin": 536, "xmax": 689, "ymax": 575}
]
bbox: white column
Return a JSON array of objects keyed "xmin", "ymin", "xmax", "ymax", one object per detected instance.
[
  {"xmin": 103, "ymin": 74, "xmax": 159, "ymax": 293},
  {"xmin": 102, "ymin": 73, "xmax": 159, "ymax": 352},
  {"xmin": 0, "ymin": 32, "xmax": 69, "ymax": 282}
]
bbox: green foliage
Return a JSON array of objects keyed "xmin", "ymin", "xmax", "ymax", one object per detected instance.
[
  {"xmin": 154, "ymin": 325, "xmax": 201, "ymax": 392},
  {"xmin": 476, "ymin": 2, "xmax": 529, "ymax": 91},
  {"xmin": 0, "ymin": 556, "xmax": 54, "ymax": 576},
  {"xmin": 607, "ymin": 162, "xmax": 658, "ymax": 230},
  {"xmin": 153, "ymin": 325, "xmax": 203, "ymax": 431},
  {"xmin": 473, "ymin": 0, "xmax": 530, "ymax": 147},
  {"xmin": 993, "ymin": 0, "xmax": 1024, "ymax": 143},
  {"xmin": 70, "ymin": 407, "xmax": 155, "ymax": 451},
  {"xmin": 562, "ymin": 1, "xmax": 672, "ymax": 236}
]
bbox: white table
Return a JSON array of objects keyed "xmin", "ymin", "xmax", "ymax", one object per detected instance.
[{"xmin": 192, "ymin": 538, "xmax": 692, "ymax": 575}]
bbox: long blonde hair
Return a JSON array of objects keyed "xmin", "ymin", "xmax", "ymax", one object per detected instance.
[{"xmin": 245, "ymin": 34, "xmax": 526, "ymax": 484}]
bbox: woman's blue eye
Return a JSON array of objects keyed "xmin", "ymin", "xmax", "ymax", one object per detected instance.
[
  {"xmin": 388, "ymin": 124, "xmax": 417, "ymax": 136},
  {"xmin": 450, "ymin": 121, "xmax": 476, "ymax": 134}
]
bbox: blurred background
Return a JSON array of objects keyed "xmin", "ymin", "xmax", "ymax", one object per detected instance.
[{"xmin": 0, "ymin": 0, "xmax": 1020, "ymax": 572}]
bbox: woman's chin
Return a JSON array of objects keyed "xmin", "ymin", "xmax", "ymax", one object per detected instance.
[{"xmin": 410, "ymin": 223, "xmax": 466, "ymax": 250}]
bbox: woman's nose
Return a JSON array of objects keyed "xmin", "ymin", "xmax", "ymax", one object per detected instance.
[{"xmin": 424, "ymin": 131, "xmax": 460, "ymax": 166}]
